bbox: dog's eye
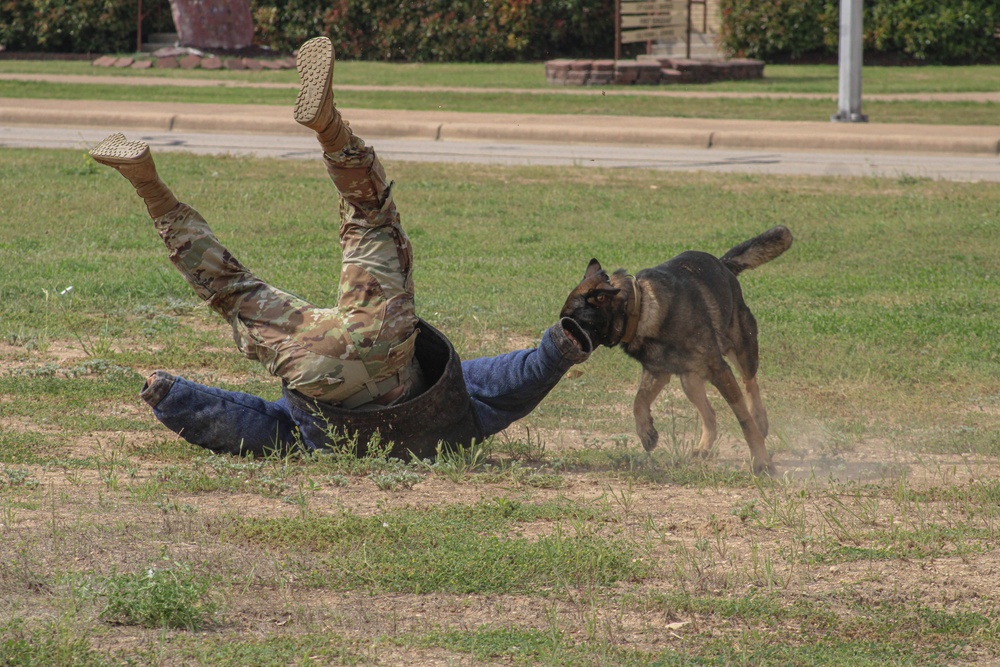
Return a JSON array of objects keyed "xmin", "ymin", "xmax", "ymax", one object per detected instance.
[{"xmin": 590, "ymin": 294, "xmax": 607, "ymax": 305}]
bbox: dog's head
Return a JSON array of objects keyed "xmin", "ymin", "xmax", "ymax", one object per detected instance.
[{"xmin": 560, "ymin": 259, "xmax": 623, "ymax": 348}]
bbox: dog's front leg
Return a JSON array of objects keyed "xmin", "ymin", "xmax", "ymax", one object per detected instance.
[{"xmin": 633, "ymin": 369, "xmax": 670, "ymax": 452}]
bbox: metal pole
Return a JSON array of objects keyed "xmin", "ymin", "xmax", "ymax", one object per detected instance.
[
  {"xmin": 831, "ymin": 0, "xmax": 868, "ymax": 122},
  {"xmin": 686, "ymin": 0, "xmax": 692, "ymax": 59}
]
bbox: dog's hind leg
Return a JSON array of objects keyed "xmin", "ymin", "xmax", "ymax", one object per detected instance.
[
  {"xmin": 726, "ymin": 350, "xmax": 768, "ymax": 438},
  {"xmin": 680, "ymin": 373, "xmax": 718, "ymax": 458},
  {"xmin": 745, "ymin": 376, "xmax": 768, "ymax": 439},
  {"xmin": 709, "ymin": 364, "xmax": 775, "ymax": 476},
  {"xmin": 633, "ymin": 369, "xmax": 670, "ymax": 452}
]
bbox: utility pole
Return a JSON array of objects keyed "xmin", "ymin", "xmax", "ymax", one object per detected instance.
[{"xmin": 831, "ymin": 0, "xmax": 868, "ymax": 122}]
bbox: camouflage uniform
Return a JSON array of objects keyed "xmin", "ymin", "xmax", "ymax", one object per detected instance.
[{"xmin": 154, "ymin": 134, "xmax": 421, "ymax": 407}]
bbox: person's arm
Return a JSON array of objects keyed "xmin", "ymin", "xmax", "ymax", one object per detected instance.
[{"xmin": 460, "ymin": 318, "xmax": 592, "ymax": 437}]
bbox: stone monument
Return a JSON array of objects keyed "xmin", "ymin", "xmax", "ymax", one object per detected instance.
[{"xmin": 169, "ymin": 0, "xmax": 254, "ymax": 50}]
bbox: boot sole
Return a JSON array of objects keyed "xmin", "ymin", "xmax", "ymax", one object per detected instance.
[
  {"xmin": 294, "ymin": 36, "xmax": 334, "ymax": 128},
  {"xmin": 90, "ymin": 133, "xmax": 150, "ymax": 166}
]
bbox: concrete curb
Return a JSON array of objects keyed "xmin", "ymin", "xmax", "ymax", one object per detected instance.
[
  {"xmin": 1, "ymin": 98, "xmax": 998, "ymax": 157},
  {"xmin": 441, "ymin": 122, "xmax": 715, "ymax": 149},
  {"xmin": 708, "ymin": 129, "xmax": 1000, "ymax": 156}
]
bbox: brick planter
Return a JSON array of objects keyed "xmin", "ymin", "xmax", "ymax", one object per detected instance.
[{"xmin": 545, "ymin": 57, "xmax": 764, "ymax": 86}]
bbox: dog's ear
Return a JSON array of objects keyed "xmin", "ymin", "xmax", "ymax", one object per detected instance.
[{"xmin": 584, "ymin": 259, "xmax": 604, "ymax": 280}]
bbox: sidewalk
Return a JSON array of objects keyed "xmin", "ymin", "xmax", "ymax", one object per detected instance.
[{"xmin": 1, "ymin": 94, "xmax": 998, "ymax": 157}]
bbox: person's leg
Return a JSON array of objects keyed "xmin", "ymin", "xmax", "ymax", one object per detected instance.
[
  {"xmin": 324, "ymin": 136, "xmax": 419, "ymax": 387},
  {"xmin": 90, "ymin": 132, "xmax": 353, "ymax": 383},
  {"xmin": 89, "ymin": 133, "xmax": 178, "ymax": 218},
  {"xmin": 89, "ymin": 35, "xmax": 422, "ymax": 411},
  {"xmin": 294, "ymin": 37, "xmax": 423, "ymax": 406},
  {"xmin": 142, "ymin": 371, "xmax": 300, "ymax": 456},
  {"xmin": 89, "ymin": 133, "xmax": 266, "ymax": 309}
]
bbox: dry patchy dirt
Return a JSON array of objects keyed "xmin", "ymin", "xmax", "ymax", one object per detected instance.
[{"xmin": 2, "ymin": 336, "xmax": 999, "ymax": 664}]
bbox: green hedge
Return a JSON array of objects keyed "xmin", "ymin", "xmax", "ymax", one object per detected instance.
[
  {"xmin": 7, "ymin": 0, "xmax": 996, "ymax": 64},
  {"xmin": 250, "ymin": 0, "xmax": 614, "ymax": 61},
  {"xmin": 719, "ymin": 0, "xmax": 1000, "ymax": 64},
  {"xmin": 0, "ymin": 0, "xmax": 174, "ymax": 53},
  {"xmin": 1, "ymin": 0, "xmax": 613, "ymax": 61}
]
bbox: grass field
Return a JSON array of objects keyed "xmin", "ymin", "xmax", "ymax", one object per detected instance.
[
  {"xmin": 4, "ymin": 60, "xmax": 1000, "ymax": 94},
  {"xmin": 1, "ymin": 60, "xmax": 999, "ymax": 125},
  {"xmin": 1, "ymin": 147, "xmax": 999, "ymax": 665}
]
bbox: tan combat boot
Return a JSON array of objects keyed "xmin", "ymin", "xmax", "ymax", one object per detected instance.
[
  {"xmin": 89, "ymin": 133, "xmax": 179, "ymax": 219},
  {"xmin": 294, "ymin": 36, "xmax": 351, "ymax": 154}
]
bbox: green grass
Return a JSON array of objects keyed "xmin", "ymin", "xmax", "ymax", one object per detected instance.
[
  {"xmin": 0, "ymin": 617, "xmax": 120, "ymax": 667},
  {"xmin": 223, "ymin": 499, "xmax": 645, "ymax": 595},
  {"xmin": 161, "ymin": 633, "xmax": 368, "ymax": 665},
  {"xmin": 403, "ymin": 589, "xmax": 998, "ymax": 665},
  {"xmin": 1, "ymin": 148, "xmax": 999, "ymax": 665},
  {"xmin": 4, "ymin": 60, "xmax": 1000, "ymax": 94},
  {"xmin": 3, "ymin": 149, "xmax": 998, "ymax": 447},
  {"xmin": 413, "ymin": 624, "xmax": 969, "ymax": 666},
  {"xmin": 95, "ymin": 562, "xmax": 220, "ymax": 630}
]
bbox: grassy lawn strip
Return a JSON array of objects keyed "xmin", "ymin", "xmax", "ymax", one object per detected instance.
[
  {"xmin": 2, "ymin": 79, "xmax": 997, "ymax": 125},
  {"xmin": 3, "ymin": 61, "xmax": 1000, "ymax": 95}
]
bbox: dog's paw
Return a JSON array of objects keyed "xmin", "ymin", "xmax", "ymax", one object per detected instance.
[
  {"xmin": 692, "ymin": 448, "xmax": 713, "ymax": 460},
  {"xmin": 752, "ymin": 459, "xmax": 777, "ymax": 476},
  {"xmin": 639, "ymin": 427, "xmax": 659, "ymax": 452}
]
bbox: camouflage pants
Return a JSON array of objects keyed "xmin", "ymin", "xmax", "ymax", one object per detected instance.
[{"xmin": 153, "ymin": 134, "xmax": 418, "ymax": 405}]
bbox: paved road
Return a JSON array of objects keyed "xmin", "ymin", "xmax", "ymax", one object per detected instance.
[
  {"xmin": 2, "ymin": 72, "xmax": 997, "ymax": 181},
  {"xmin": 5, "ymin": 125, "xmax": 1000, "ymax": 182}
]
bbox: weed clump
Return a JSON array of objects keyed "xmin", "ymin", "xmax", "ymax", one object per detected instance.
[{"xmin": 97, "ymin": 561, "xmax": 219, "ymax": 631}]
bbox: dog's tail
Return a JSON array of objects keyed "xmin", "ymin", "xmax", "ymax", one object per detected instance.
[{"xmin": 720, "ymin": 226, "xmax": 792, "ymax": 276}]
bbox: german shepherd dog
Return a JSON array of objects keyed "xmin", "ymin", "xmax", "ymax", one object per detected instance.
[{"xmin": 560, "ymin": 226, "xmax": 792, "ymax": 475}]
